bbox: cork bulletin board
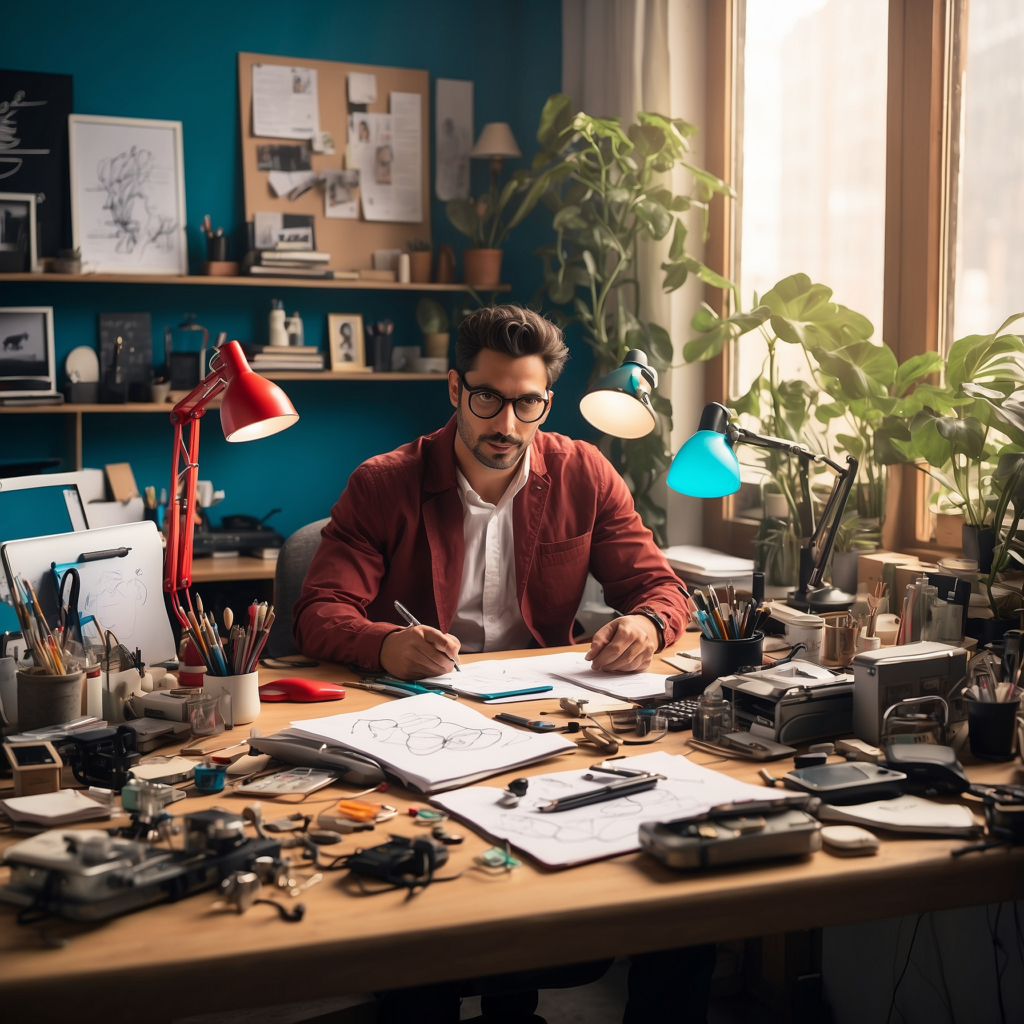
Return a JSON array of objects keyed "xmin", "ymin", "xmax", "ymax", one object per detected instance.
[{"xmin": 237, "ymin": 52, "xmax": 431, "ymax": 271}]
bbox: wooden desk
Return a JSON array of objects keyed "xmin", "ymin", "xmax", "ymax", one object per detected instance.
[
  {"xmin": 188, "ymin": 555, "xmax": 278, "ymax": 583},
  {"xmin": 1, "ymin": 641, "xmax": 1022, "ymax": 1022}
]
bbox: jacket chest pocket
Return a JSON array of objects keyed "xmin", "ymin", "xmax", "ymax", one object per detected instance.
[{"xmin": 535, "ymin": 532, "xmax": 591, "ymax": 608}]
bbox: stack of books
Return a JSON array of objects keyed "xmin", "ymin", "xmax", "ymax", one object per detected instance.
[
  {"xmin": 245, "ymin": 247, "xmax": 350, "ymax": 279},
  {"xmin": 243, "ymin": 345, "xmax": 325, "ymax": 372}
]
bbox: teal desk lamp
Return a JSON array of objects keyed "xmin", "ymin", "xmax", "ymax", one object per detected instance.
[
  {"xmin": 669, "ymin": 403, "xmax": 858, "ymax": 613},
  {"xmin": 578, "ymin": 349, "xmax": 658, "ymax": 439}
]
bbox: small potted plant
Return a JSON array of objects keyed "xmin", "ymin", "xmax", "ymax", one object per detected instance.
[
  {"xmin": 407, "ymin": 239, "xmax": 432, "ymax": 284},
  {"xmin": 416, "ymin": 297, "xmax": 450, "ymax": 369}
]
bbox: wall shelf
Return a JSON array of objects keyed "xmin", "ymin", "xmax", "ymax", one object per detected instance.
[{"xmin": 0, "ymin": 272, "xmax": 510, "ymax": 292}]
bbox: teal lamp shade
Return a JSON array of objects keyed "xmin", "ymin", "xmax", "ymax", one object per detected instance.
[
  {"xmin": 578, "ymin": 350, "xmax": 657, "ymax": 439},
  {"xmin": 667, "ymin": 403, "xmax": 742, "ymax": 497}
]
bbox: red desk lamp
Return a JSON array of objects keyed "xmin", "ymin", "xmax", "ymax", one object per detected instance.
[{"xmin": 163, "ymin": 339, "xmax": 299, "ymax": 628}]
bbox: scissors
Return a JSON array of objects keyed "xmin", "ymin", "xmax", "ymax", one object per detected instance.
[{"xmin": 57, "ymin": 566, "xmax": 82, "ymax": 649}]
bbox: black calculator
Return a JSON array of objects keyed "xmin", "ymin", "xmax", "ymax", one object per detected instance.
[{"xmin": 656, "ymin": 698, "xmax": 701, "ymax": 731}]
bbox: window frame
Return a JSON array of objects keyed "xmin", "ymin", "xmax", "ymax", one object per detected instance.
[{"xmin": 702, "ymin": 0, "xmax": 967, "ymax": 560}]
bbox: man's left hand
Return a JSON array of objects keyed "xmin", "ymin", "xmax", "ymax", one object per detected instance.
[{"xmin": 586, "ymin": 615, "xmax": 659, "ymax": 672}]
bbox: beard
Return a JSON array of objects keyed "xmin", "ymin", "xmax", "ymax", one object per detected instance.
[{"xmin": 456, "ymin": 404, "xmax": 526, "ymax": 470}]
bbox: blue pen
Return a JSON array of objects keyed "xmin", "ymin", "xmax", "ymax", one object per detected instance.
[{"xmin": 477, "ymin": 685, "xmax": 554, "ymax": 700}]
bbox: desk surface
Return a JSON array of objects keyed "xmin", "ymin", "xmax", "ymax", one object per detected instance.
[
  {"xmin": 188, "ymin": 554, "xmax": 278, "ymax": 583},
  {"xmin": 1, "ymin": 639, "xmax": 1022, "ymax": 1021}
]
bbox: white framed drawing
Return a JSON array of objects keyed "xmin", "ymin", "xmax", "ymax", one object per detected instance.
[
  {"xmin": 68, "ymin": 114, "xmax": 188, "ymax": 275},
  {"xmin": 0, "ymin": 193, "xmax": 39, "ymax": 273}
]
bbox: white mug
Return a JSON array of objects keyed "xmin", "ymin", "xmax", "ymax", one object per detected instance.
[
  {"xmin": 203, "ymin": 672, "xmax": 261, "ymax": 725},
  {"xmin": 785, "ymin": 615, "xmax": 825, "ymax": 662}
]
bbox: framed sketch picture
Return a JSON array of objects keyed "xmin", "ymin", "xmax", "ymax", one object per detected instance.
[
  {"xmin": 327, "ymin": 313, "xmax": 370, "ymax": 372},
  {"xmin": 0, "ymin": 193, "xmax": 38, "ymax": 273},
  {"xmin": 0, "ymin": 307, "xmax": 56, "ymax": 398},
  {"xmin": 68, "ymin": 114, "xmax": 188, "ymax": 275}
]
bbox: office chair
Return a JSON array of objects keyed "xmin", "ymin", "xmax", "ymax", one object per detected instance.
[{"xmin": 263, "ymin": 518, "xmax": 330, "ymax": 659}]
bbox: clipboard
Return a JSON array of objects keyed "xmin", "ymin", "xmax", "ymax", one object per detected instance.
[{"xmin": 1, "ymin": 522, "xmax": 175, "ymax": 666}]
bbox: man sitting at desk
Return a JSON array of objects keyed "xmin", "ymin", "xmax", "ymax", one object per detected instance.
[
  {"xmin": 294, "ymin": 303, "xmax": 687, "ymax": 679},
  {"xmin": 294, "ymin": 306, "xmax": 712, "ymax": 1024}
]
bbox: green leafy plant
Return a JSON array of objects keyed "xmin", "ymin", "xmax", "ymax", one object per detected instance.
[
  {"xmin": 416, "ymin": 297, "xmax": 450, "ymax": 335},
  {"xmin": 527, "ymin": 94, "xmax": 733, "ymax": 543}
]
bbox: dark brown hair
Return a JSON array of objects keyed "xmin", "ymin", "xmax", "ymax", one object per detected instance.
[{"xmin": 455, "ymin": 305, "xmax": 569, "ymax": 387}]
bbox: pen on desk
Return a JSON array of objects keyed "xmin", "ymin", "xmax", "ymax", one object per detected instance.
[
  {"xmin": 539, "ymin": 773, "xmax": 660, "ymax": 812},
  {"xmin": 393, "ymin": 600, "xmax": 461, "ymax": 672}
]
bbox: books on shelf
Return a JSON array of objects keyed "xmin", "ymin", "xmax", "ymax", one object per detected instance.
[{"xmin": 243, "ymin": 344, "xmax": 325, "ymax": 371}]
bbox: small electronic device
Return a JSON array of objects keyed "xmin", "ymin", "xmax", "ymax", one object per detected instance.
[
  {"xmin": 881, "ymin": 743, "xmax": 969, "ymax": 794},
  {"xmin": 655, "ymin": 698, "xmax": 701, "ymax": 731},
  {"xmin": 258, "ymin": 677, "xmax": 346, "ymax": 702},
  {"xmin": 3, "ymin": 741, "xmax": 62, "ymax": 797},
  {"xmin": 851, "ymin": 642, "xmax": 969, "ymax": 744},
  {"xmin": 132, "ymin": 688, "xmax": 196, "ymax": 723},
  {"xmin": 820, "ymin": 825, "xmax": 879, "ymax": 856},
  {"xmin": 66, "ymin": 725, "xmax": 140, "ymax": 792},
  {"xmin": 794, "ymin": 752, "xmax": 829, "ymax": 769},
  {"xmin": 121, "ymin": 717, "xmax": 190, "ymax": 753},
  {"xmin": 344, "ymin": 835, "xmax": 449, "ymax": 892},
  {"xmin": 244, "ymin": 729, "xmax": 385, "ymax": 786},
  {"xmin": 688, "ymin": 732, "xmax": 796, "ymax": 762},
  {"xmin": 717, "ymin": 661, "xmax": 854, "ymax": 745},
  {"xmin": 782, "ymin": 762, "xmax": 906, "ymax": 805},
  {"xmin": 639, "ymin": 795, "xmax": 822, "ymax": 870},
  {"xmin": 0, "ymin": 810, "xmax": 282, "ymax": 921}
]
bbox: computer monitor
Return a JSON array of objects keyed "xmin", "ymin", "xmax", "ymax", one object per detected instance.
[{"xmin": 0, "ymin": 482, "xmax": 88, "ymax": 632}]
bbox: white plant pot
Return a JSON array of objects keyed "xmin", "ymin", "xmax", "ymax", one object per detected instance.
[{"xmin": 203, "ymin": 672, "xmax": 261, "ymax": 725}]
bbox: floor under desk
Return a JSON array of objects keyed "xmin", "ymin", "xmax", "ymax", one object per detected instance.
[{"xmin": 0, "ymin": 641, "xmax": 1021, "ymax": 1022}]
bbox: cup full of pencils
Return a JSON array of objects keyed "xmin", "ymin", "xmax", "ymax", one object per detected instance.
[
  {"xmin": 689, "ymin": 583, "xmax": 768, "ymax": 687},
  {"xmin": 9, "ymin": 575, "xmax": 90, "ymax": 730},
  {"xmin": 178, "ymin": 595, "xmax": 273, "ymax": 725}
]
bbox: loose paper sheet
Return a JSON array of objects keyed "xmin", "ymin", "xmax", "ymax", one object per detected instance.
[
  {"xmin": 432, "ymin": 751, "xmax": 769, "ymax": 867},
  {"xmin": 347, "ymin": 95, "xmax": 422, "ymax": 223},
  {"xmin": 436, "ymin": 78, "xmax": 473, "ymax": 201},
  {"xmin": 252, "ymin": 64, "xmax": 320, "ymax": 140},
  {"xmin": 347, "ymin": 72, "xmax": 378, "ymax": 105},
  {"xmin": 323, "ymin": 169, "xmax": 360, "ymax": 219}
]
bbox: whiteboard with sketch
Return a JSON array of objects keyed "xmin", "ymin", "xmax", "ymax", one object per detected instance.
[{"xmin": 1, "ymin": 521, "xmax": 175, "ymax": 665}]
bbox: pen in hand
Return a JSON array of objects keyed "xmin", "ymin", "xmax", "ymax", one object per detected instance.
[{"xmin": 393, "ymin": 600, "xmax": 461, "ymax": 672}]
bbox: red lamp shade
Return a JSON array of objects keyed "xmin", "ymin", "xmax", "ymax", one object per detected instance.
[{"xmin": 216, "ymin": 340, "xmax": 300, "ymax": 441}]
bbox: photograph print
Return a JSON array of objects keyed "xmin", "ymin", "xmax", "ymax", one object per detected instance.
[
  {"xmin": 327, "ymin": 313, "xmax": 368, "ymax": 372},
  {"xmin": 0, "ymin": 193, "xmax": 38, "ymax": 272},
  {"xmin": 0, "ymin": 307, "xmax": 56, "ymax": 396},
  {"xmin": 69, "ymin": 114, "xmax": 187, "ymax": 275}
]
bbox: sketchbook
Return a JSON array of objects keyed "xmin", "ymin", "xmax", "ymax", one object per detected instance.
[
  {"xmin": 290, "ymin": 692, "xmax": 575, "ymax": 793},
  {"xmin": 818, "ymin": 795, "xmax": 982, "ymax": 837},
  {"xmin": 432, "ymin": 750, "xmax": 769, "ymax": 868},
  {"xmin": 424, "ymin": 651, "xmax": 670, "ymax": 704}
]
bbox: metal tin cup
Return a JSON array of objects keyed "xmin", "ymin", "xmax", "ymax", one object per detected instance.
[
  {"xmin": 16, "ymin": 668, "xmax": 86, "ymax": 732},
  {"xmin": 967, "ymin": 698, "xmax": 1021, "ymax": 761}
]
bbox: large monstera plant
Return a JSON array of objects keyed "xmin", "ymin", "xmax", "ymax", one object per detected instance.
[
  {"xmin": 528, "ymin": 93, "xmax": 734, "ymax": 544},
  {"xmin": 685, "ymin": 274, "xmax": 942, "ymax": 584}
]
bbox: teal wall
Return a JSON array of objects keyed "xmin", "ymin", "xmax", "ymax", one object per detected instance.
[{"xmin": 0, "ymin": 0, "xmax": 588, "ymax": 539}]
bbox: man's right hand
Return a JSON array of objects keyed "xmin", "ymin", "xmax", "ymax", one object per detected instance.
[{"xmin": 379, "ymin": 625, "xmax": 461, "ymax": 680}]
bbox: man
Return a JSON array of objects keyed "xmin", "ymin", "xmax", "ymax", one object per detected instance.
[
  {"xmin": 294, "ymin": 305, "xmax": 712, "ymax": 1023},
  {"xmin": 294, "ymin": 303, "xmax": 687, "ymax": 678}
]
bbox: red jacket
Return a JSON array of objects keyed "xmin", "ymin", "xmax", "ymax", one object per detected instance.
[{"xmin": 293, "ymin": 416, "xmax": 687, "ymax": 669}]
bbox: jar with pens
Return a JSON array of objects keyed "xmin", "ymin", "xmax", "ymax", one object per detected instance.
[
  {"xmin": 689, "ymin": 583, "xmax": 768, "ymax": 687},
  {"xmin": 177, "ymin": 593, "xmax": 270, "ymax": 724}
]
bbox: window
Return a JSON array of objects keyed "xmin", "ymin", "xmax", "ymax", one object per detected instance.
[{"xmin": 952, "ymin": 0, "xmax": 1024, "ymax": 341}]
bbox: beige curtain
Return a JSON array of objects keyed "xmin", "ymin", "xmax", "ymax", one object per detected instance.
[{"xmin": 562, "ymin": 0, "xmax": 707, "ymax": 545}]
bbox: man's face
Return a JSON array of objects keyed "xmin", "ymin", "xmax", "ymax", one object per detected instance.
[{"xmin": 448, "ymin": 349, "xmax": 553, "ymax": 471}]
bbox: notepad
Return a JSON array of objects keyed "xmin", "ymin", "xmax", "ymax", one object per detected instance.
[
  {"xmin": 0, "ymin": 789, "xmax": 111, "ymax": 826},
  {"xmin": 290, "ymin": 692, "xmax": 575, "ymax": 793}
]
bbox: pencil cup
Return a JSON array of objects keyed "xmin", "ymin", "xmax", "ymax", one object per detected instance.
[
  {"xmin": 967, "ymin": 697, "xmax": 1020, "ymax": 761},
  {"xmin": 203, "ymin": 672, "xmax": 260, "ymax": 725},
  {"xmin": 700, "ymin": 632, "xmax": 764, "ymax": 687},
  {"xmin": 17, "ymin": 668, "xmax": 85, "ymax": 732},
  {"xmin": 0, "ymin": 655, "xmax": 17, "ymax": 728}
]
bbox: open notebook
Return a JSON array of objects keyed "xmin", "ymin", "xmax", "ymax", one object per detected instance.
[{"xmin": 290, "ymin": 692, "xmax": 575, "ymax": 793}]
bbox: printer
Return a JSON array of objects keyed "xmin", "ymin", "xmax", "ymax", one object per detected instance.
[
  {"xmin": 851, "ymin": 642, "xmax": 969, "ymax": 745},
  {"xmin": 717, "ymin": 661, "xmax": 854, "ymax": 745}
]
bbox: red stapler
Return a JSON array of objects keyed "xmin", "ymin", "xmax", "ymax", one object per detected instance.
[{"xmin": 258, "ymin": 678, "xmax": 346, "ymax": 702}]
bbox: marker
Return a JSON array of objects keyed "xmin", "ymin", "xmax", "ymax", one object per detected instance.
[
  {"xmin": 493, "ymin": 713, "xmax": 559, "ymax": 732},
  {"xmin": 393, "ymin": 600, "xmax": 461, "ymax": 672}
]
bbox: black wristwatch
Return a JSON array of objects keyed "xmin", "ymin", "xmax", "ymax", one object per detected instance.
[{"xmin": 633, "ymin": 607, "xmax": 666, "ymax": 651}]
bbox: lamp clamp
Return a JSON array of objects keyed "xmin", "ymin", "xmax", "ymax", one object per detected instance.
[{"xmin": 622, "ymin": 349, "xmax": 658, "ymax": 390}]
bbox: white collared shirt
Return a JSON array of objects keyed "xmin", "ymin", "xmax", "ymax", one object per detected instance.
[{"xmin": 451, "ymin": 449, "xmax": 535, "ymax": 653}]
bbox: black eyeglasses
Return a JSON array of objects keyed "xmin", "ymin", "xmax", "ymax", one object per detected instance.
[{"xmin": 458, "ymin": 374, "xmax": 551, "ymax": 423}]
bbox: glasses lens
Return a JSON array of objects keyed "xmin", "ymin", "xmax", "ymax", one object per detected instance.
[
  {"xmin": 514, "ymin": 395, "xmax": 547, "ymax": 422},
  {"xmin": 468, "ymin": 390, "xmax": 503, "ymax": 418}
]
